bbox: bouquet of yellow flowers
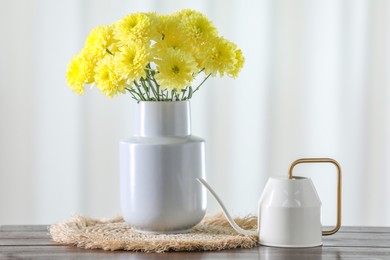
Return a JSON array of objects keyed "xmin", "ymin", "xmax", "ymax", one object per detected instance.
[{"xmin": 66, "ymin": 9, "xmax": 244, "ymax": 101}]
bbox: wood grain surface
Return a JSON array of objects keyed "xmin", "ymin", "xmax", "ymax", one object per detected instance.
[{"xmin": 1, "ymin": 225, "xmax": 389, "ymax": 259}]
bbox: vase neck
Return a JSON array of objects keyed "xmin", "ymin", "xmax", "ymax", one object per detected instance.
[{"xmin": 133, "ymin": 101, "xmax": 191, "ymax": 137}]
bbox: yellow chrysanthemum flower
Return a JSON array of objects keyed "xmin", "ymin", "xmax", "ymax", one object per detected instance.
[
  {"xmin": 153, "ymin": 35, "xmax": 192, "ymax": 56},
  {"xmin": 153, "ymin": 15, "xmax": 193, "ymax": 58},
  {"xmin": 66, "ymin": 52, "xmax": 94, "ymax": 95},
  {"xmin": 229, "ymin": 49, "xmax": 245, "ymax": 78},
  {"xmin": 178, "ymin": 9, "xmax": 218, "ymax": 46},
  {"xmin": 153, "ymin": 14, "xmax": 169, "ymax": 41},
  {"xmin": 115, "ymin": 43, "xmax": 152, "ymax": 82},
  {"xmin": 84, "ymin": 25, "xmax": 118, "ymax": 58},
  {"xmin": 174, "ymin": 9, "xmax": 218, "ymax": 68},
  {"xmin": 202, "ymin": 37, "xmax": 237, "ymax": 77},
  {"xmin": 94, "ymin": 56, "xmax": 125, "ymax": 98},
  {"xmin": 190, "ymin": 43, "xmax": 209, "ymax": 71},
  {"xmin": 65, "ymin": 9, "xmax": 245, "ymax": 101},
  {"xmin": 114, "ymin": 13, "xmax": 156, "ymax": 44},
  {"xmin": 79, "ymin": 50, "xmax": 98, "ymax": 84},
  {"xmin": 155, "ymin": 49, "xmax": 197, "ymax": 91},
  {"xmin": 154, "ymin": 15, "xmax": 184, "ymax": 41}
]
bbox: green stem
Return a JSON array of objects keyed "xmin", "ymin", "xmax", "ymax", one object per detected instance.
[
  {"xmin": 145, "ymin": 68, "xmax": 161, "ymax": 101},
  {"xmin": 146, "ymin": 78, "xmax": 158, "ymax": 101},
  {"xmin": 181, "ymin": 88, "xmax": 187, "ymax": 100},
  {"xmin": 198, "ymin": 68, "xmax": 205, "ymax": 74},
  {"xmin": 125, "ymin": 88, "xmax": 141, "ymax": 101},
  {"xmin": 192, "ymin": 73, "xmax": 211, "ymax": 97},
  {"xmin": 133, "ymin": 82, "xmax": 147, "ymax": 101},
  {"xmin": 144, "ymin": 65, "xmax": 160, "ymax": 101},
  {"xmin": 149, "ymin": 73, "xmax": 161, "ymax": 101},
  {"xmin": 152, "ymin": 79, "xmax": 161, "ymax": 101},
  {"xmin": 170, "ymin": 89, "xmax": 175, "ymax": 101},
  {"xmin": 162, "ymin": 89, "xmax": 168, "ymax": 101},
  {"xmin": 187, "ymin": 86, "xmax": 193, "ymax": 99},
  {"xmin": 157, "ymin": 84, "xmax": 161, "ymax": 101},
  {"xmin": 140, "ymin": 79, "xmax": 151, "ymax": 100}
]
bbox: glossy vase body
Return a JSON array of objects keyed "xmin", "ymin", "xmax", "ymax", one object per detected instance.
[{"xmin": 120, "ymin": 101, "xmax": 206, "ymax": 234}]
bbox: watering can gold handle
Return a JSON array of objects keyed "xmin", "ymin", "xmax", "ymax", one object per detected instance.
[{"xmin": 288, "ymin": 158, "xmax": 342, "ymax": 236}]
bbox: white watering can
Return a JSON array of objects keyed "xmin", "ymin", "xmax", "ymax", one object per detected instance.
[{"xmin": 197, "ymin": 158, "xmax": 342, "ymax": 248}]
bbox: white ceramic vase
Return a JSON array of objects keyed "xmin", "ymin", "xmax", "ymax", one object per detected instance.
[{"xmin": 120, "ymin": 101, "xmax": 207, "ymax": 234}]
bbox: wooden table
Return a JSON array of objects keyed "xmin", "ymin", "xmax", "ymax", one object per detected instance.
[{"xmin": 1, "ymin": 225, "xmax": 389, "ymax": 259}]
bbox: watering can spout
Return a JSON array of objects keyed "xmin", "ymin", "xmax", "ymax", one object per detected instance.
[{"xmin": 196, "ymin": 178, "xmax": 258, "ymax": 237}]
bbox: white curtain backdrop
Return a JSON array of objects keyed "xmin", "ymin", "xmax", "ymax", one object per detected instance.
[{"xmin": 1, "ymin": 0, "xmax": 389, "ymax": 226}]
